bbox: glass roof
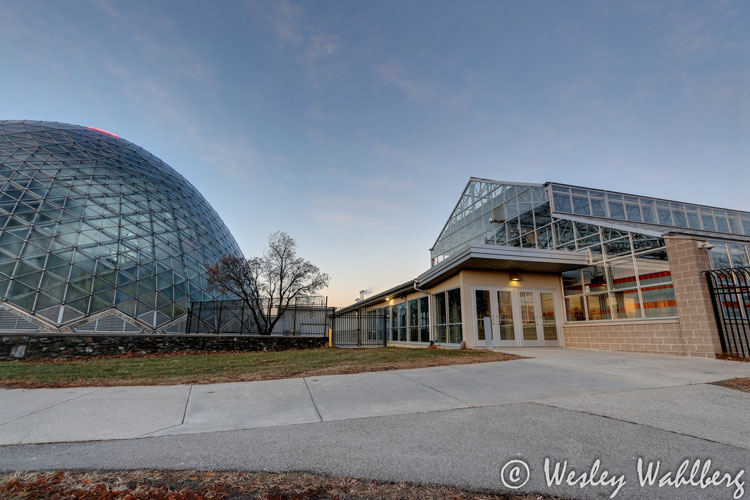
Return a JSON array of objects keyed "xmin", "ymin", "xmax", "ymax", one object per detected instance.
[
  {"xmin": 0, "ymin": 120, "xmax": 242, "ymax": 330},
  {"xmin": 549, "ymin": 183, "xmax": 750, "ymax": 237},
  {"xmin": 430, "ymin": 178, "xmax": 750, "ymax": 266}
]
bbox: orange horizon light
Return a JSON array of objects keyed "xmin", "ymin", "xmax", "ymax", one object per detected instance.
[{"xmin": 86, "ymin": 126, "xmax": 119, "ymax": 138}]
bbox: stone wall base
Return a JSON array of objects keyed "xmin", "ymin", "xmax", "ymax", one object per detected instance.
[
  {"xmin": 0, "ymin": 333, "xmax": 327, "ymax": 361},
  {"xmin": 562, "ymin": 319, "xmax": 714, "ymax": 357}
]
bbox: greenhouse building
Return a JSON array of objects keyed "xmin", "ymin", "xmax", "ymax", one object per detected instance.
[
  {"xmin": 0, "ymin": 120, "xmax": 241, "ymax": 334},
  {"xmin": 341, "ymin": 178, "xmax": 750, "ymax": 357}
]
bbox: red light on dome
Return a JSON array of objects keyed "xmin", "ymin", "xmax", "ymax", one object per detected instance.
[{"xmin": 86, "ymin": 126, "xmax": 119, "ymax": 138}]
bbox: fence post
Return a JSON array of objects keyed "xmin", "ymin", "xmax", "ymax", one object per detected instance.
[
  {"xmin": 331, "ymin": 309, "xmax": 336, "ymax": 347},
  {"xmin": 357, "ymin": 311, "xmax": 362, "ymax": 346},
  {"xmin": 705, "ymin": 272, "xmax": 728, "ymax": 354},
  {"xmin": 383, "ymin": 308, "xmax": 387, "ymax": 346}
]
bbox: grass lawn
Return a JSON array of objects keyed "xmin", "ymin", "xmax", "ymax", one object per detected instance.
[
  {"xmin": 0, "ymin": 347, "xmax": 525, "ymax": 389},
  {"xmin": 0, "ymin": 470, "xmax": 563, "ymax": 500}
]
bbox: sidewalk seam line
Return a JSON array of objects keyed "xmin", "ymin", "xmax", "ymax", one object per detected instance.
[
  {"xmin": 393, "ymin": 372, "xmax": 472, "ymax": 407},
  {"xmin": 0, "ymin": 389, "xmax": 97, "ymax": 428},
  {"xmin": 303, "ymin": 378, "xmax": 323, "ymax": 422},
  {"xmin": 181, "ymin": 385, "xmax": 193, "ymax": 425},
  {"xmin": 531, "ymin": 401, "xmax": 750, "ymax": 451}
]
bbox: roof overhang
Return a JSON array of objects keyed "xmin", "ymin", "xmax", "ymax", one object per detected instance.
[
  {"xmin": 337, "ymin": 280, "xmax": 416, "ymax": 314},
  {"xmin": 417, "ymin": 244, "xmax": 590, "ymax": 289}
]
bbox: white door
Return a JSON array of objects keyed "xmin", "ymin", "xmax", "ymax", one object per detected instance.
[
  {"xmin": 518, "ymin": 290, "xmax": 560, "ymax": 346},
  {"xmin": 474, "ymin": 287, "xmax": 560, "ymax": 347},
  {"xmin": 473, "ymin": 287, "xmax": 518, "ymax": 347}
]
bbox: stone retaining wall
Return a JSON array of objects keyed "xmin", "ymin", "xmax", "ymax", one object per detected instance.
[{"xmin": 0, "ymin": 333, "xmax": 327, "ymax": 361}]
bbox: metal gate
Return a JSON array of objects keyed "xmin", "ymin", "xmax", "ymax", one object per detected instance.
[
  {"xmin": 330, "ymin": 309, "xmax": 387, "ymax": 347},
  {"xmin": 705, "ymin": 267, "xmax": 750, "ymax": 358}
]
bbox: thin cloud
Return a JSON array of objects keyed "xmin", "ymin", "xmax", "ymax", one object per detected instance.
[
  {"xmin": 373, "ymin": 63, "xmax": 488, "ymax": 119},
  {"xmin": 245, "ymin": 0, "xmax": 343, "ymax": 85}
]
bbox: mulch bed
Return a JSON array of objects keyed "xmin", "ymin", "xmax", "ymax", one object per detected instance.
[
  {"xmin": 712, "ymin": 377, "xmax": 750, "ymax": 393},
  {"xmin": 716, "ymin": 354, "xmax": 749, "ymax": 362},
  {"xmin": 0, "ymin": 470, "xmax": 563, "ymax": 500}
]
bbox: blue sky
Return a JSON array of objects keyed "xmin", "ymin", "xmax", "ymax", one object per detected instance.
[{"xmin": 1, "ymin": 0, "xmax": 748, "ymax": 306}]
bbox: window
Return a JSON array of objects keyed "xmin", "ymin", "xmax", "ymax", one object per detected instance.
[
  {"xmin": 709, "ymin": 243, "xmax": 730, "ymax": 269},
  {"xmin": 565, "ymin": 296, "xmax": 585, "ymax": 321},
  {"xmin": 587, "ymin": 293, "xmax": 611, "ymax": 320},
  {"xmin": 572, "ymin": 190, "xmax": 590, "ymax": 215},
  {"xmin": 397, "ymin": 302, "xmax": 407, "ymax": 341},
  {"xmin": 433, "ymin": 288, "xmax": 462, "ymax": 344},
  {"xmin": 419, "ymin": 296, "xmax": 429, "ymax": 342},
  {"xmin": 408, "ymin": 298, "xmax": 419, "ymax": 342},
  {"xmin": 607, "ymin": 194, "xmax": 625, "ymax": 220},
  {"xmin": 641, "ymin": 284, "xmax": 677, "ymax": 318},
  {"xmin": 562, "ymin": 239, "xmax": 677, "ymax": 322}
]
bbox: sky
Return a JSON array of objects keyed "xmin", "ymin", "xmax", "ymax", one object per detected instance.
[{"xmin": 0, "ymin": 0, "xmax": 748, "ymax": 306}]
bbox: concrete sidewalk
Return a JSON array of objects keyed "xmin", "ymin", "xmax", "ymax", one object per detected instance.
[{"xmin": 1, "ymin": 348, "xmax": 748, "ymax": 446}]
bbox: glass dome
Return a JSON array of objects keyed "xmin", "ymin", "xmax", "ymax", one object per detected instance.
[{"xmin": 0, "ymin": 120, "xmax": 241, "ymax": 332}]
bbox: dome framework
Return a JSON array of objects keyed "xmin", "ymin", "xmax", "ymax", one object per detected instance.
[{"xmin": 0, "ymin": 120, "xmax": 241, "ymax": 333}]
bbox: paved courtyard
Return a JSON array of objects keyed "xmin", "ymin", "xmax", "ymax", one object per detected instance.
[{"xmin": 1, "ymin": 348, "xmax": 749, "ymax": 500}]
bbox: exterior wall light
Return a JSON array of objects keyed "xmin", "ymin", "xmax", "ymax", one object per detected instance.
[{"xmin": 509, "ymin": 272, "xmax": 522, "ymax": 282}]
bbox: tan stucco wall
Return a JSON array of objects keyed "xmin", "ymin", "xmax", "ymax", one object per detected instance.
[
  {"xmin": 356, "ymin": 236, "xmax": 723, "ymax": 357},
  {"xmin": 458, "ymin": 270, "xmax": 563, "ymax": 348}
]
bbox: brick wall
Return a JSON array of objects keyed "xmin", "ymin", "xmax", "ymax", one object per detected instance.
[
  {"xmin": 0, "ymin": 333, "xmax": 327, "ymax": 361},
  {"xmin": 665, "ymin": 236, "xmax": 723, "ymax": 357},
  {"xmin": 563, "ymin": 319, "xmax": 685, "ymax": 355}
]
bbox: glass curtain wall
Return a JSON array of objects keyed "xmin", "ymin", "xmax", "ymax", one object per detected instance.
[
  {"xmin": 709, "ymin": 241, "xmax": 750, "ymax": 269},
  {"xmin": 433, "ymin": 288, "xmax": 462, "ymax": 344},
  {"xmin": 374, "ymin": 295, "xmax": 430, "ymax": 344}
]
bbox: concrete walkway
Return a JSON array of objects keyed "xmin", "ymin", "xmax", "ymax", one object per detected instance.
[
  {"xmin": 1, "ymin": 348, "xmax": 748, "ymax": 446},
  {"xmin": 1, "ymin": 348, "xmax": 749, "ymax": 500}
]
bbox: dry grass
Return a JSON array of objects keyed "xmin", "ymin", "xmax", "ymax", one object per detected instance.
[
  {"xmin": 0, "ymin": 470, "xmax": 562, "ymax": 500},
  {"xmin": 0, "ymin": 347, "xmax": 526, "ymax": 389},
  {"xmin": 712, "ymin": 377, "xmax": 750, "ymax": 393}
]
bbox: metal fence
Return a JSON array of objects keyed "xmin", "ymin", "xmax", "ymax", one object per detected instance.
[
  {"xmin": 330, "ymin": 309, "xmax": 387, "ymax": 347},
  {"xmin": 186, "ymin": 296, "xmax": 330, "ymax": 336},
  {"xmin": 705, "ymin": 267, "xmax": 750, "ymax": 358}
]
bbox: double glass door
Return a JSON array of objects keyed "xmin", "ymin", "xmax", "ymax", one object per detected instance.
[{"xmin": 474, "ymin": 287, "xmax": 560, "ymax": 347}]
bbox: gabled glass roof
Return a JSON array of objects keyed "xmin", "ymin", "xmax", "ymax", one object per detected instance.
[
  {"xmin": 430, "ymin": 178, "xmax": 750, "ymax": 266},
  {"xmin": 549, "ymin": 183, "xmax": 750, "ymax": 237},
  {"xmin": 431, "ymin": 178, "xmax": 546, "ymax": 251}
]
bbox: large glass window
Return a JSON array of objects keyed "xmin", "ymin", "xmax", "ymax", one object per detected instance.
[
  {"xmin": 586, "ymin": 294, "xmax": 611, "ymax": 320},
  {"xmin": 709, "ymin": 243, "xmax": 731, "ymax": 269},
  {"xmin": 475, "ymin": 289, "xmax": 489, "ymax": 342},
  {"xmin": 419, "ymin": 296, "xmax": 429, "ymax": 342},
  {"xmin": 565, "ymin": 295, "xmax": 585, "ymax": 321},
  {"xmin": 563, "ymin": 239, "xmax": 677, "ymax": 322},
  {"xmin": 641, "ymin": 284, "xmax": 677, "ymax": 318},
  {"xmin": 408, "ymin": 298, "xmax": 419, "ymax": 342},
  {"xmin": 397, "ymin": 302, "xmax": 407, "ymax": 341},
  {"xmin": 433, "ymin": 288, "xmax": 462, "ymax": 344}
]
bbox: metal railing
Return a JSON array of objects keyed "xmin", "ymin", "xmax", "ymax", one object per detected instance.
[
  {"xmin": 186, "ymin": 296, "xmax": 330, "ymax": 336},
  {"xmin": 330, "ymin": 309, "xmax": 388, "ymax": 347},
  {"xmin": 705, "ymin": 267, "xmax": 750, "ymax": 358}
]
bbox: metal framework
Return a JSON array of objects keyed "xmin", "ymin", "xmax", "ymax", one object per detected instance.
[
  {"xmin": 185, "ymin": 296, "xmax": 330, "ymax": 336},
  {"xmin": 330, "ymin": 309, "xmax": 388, "ymax": 347},
  {"xmin": 705, "ymin": 267, "xmax": 750, "ymax": 358}
]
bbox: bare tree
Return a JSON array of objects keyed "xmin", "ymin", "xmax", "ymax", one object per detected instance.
[{"xmin": 206, "ymin": 232, "xmax": 330, "ymax": 335}]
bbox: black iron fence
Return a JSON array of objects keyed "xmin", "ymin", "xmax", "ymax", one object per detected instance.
[
  {"xmin": 330, "ymin": 309, "xmax": 387, "ymax": 347},
  {"xmin": 185, "ymin": 298, "xmax": 391, "ymax": 348},
  {"xmin": 705, "ymin": 267, "xmax": 750, "ymax": 358},
  {"xmin": 186, "ymin": 296, "xmax": 330, "ymax": 336}
]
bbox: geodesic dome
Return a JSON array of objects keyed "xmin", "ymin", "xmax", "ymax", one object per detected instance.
[{"xmin": 0, "ymin": 120, "xmax": 241, "ymax": 333}]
